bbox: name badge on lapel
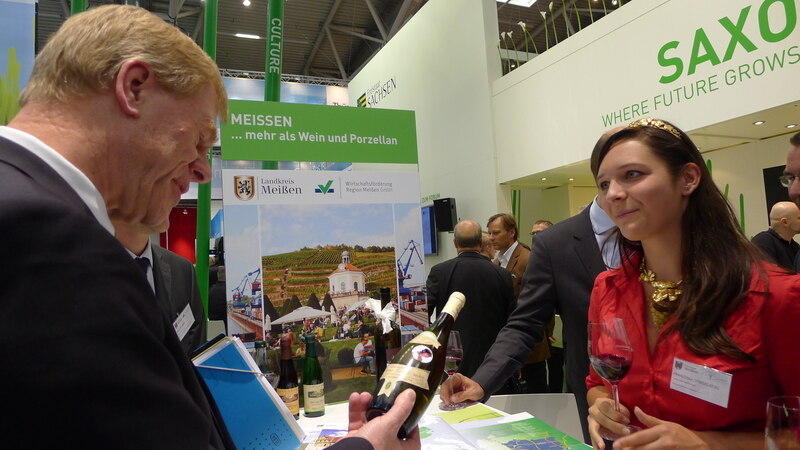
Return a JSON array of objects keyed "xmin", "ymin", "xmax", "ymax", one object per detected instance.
[
  {"xmin": 173, "ymin": 303, "xmax": 194, "ymax": 341},
  {"xmin": 670, "ymin": 357, "xmax": 732, "ymax": 408}
]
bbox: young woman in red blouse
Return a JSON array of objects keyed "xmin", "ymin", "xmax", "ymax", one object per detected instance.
[{"xmin": 586, "ymin": 118, "xmax": 800, "ymax": 449}]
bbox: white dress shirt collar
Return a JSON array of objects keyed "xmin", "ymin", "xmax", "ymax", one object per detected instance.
[
  {"xmin": 124, "ymin": 240, "xmax": 155, "ymax": 293},
  {"xmin": 499, "ymin": 240, "xmax": 519, "ymax": 268},
  {"xmin": 0, "ymin": 126, "xmax": 114, "ymax": 236},
  {"xmin": 589, "ymin": 197, "xmax": 621, "ymax": 269}
]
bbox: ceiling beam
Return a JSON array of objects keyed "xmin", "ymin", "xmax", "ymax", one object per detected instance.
[
  {"xmin": 388, "ymin": 0, "xmax": 413, "ymax": 39},
  {"xmin": 168, "ymin": 0, "xmax": 186, "ymax": 21},
  {"xmin": 325, "ymin": 27, "xmax": 348, "ymax": 80},
  {"xmin": 364, "ymin": 0, "xmax": 388, "ymax": 41},
  {"xmin": 329, "ymin": 24, "xmax": 385, "ymax": 44},
  {"xmin": 192, "ymin": 7, "xmax": 204, "ymax": 42},
  {"xmin": 302, "ymin": 0, "xmax": 344, "ymax": 76},
  {"xmin": 154, "ymin": 6, "xmax": 201, "ymax": 21},
  {"xmin": 59, "ymin": 0, "xmax": 70, "ymax": 18}
]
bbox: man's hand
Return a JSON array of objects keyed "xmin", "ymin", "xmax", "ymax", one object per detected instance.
[
  {"xmin": 346, "ymin": 390, "xmax": 420, "ymax": 450},
  {"xmin": 439, "ymin": 373, "xmax": 485, "ymax": 405}
]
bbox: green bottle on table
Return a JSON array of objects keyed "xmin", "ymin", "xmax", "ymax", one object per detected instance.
[{"xmin": 302, "ymin": 334, "xmax": 325, "ymax": 417}]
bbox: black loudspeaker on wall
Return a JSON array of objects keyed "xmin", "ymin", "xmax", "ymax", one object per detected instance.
[{"xmin": 433, "ymin": 198, "xmax": 458, "ymax": 232}]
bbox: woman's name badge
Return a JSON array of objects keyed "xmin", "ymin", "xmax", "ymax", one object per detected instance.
[{"xmin": 669, "ymin": 357, "xmax": 732, "ymax": 408}]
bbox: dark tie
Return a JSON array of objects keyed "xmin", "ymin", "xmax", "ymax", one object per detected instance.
[{"xmin": 135, "ymin": 256, "xmax": 150, "ymax": 275}]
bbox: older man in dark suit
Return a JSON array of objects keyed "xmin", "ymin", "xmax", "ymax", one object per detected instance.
[
  {"xmin": 0, "ymin": 5, "xmax": 415, "ymax": 448},
  {"xmin": 426, "ymin": 220, "xmax": 516, "ymax": 379}
]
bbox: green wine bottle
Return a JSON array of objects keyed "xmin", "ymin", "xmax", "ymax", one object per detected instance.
[
  {"xmin": 366, "ymin": 291, "xmax": 465, "ymax": 438},
  {"xmin": 375, "ymin": 287, "xmax": 401, "ymax": 379},
  {"xmin": 276, "ymin": 335, "xmax": 299, "ymax": 419},
  {"xmin": 302, "ymin": 334, "xmax": 325, "ymax": 417}
]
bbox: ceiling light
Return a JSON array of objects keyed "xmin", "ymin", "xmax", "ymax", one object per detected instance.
[
  {"xmin": 495, "ymin": 0, "xmax": 537, "ymax": 7},
  {"xmin": 235, "ymin": 33, "xmax": 261, "ymax": 39},
  {"xmin": 611, "ymin": 0, "xmax": 617, "ymax": 4},
  {"xmin": 787, "ymin": 124, "xmax": 797, "ymax": 129},
  {"xmin": 568, "ymin": 178, "xmax": 574, "ymax": 181},
  {"xmin": 243, "ymin": 0, "xmax": 250, "ymax": 5},
  {"xmin": 541, "ymin": 177, "xmax": 547, "ymax": 181},
  {"xmin": 753, "ymin": 120, "xmax": 765, "ymax": 125}
]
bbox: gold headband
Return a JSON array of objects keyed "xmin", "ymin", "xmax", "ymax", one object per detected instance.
[{"xmin": 627, "ymin": 118, "xmax": 682, "ymax": 140}]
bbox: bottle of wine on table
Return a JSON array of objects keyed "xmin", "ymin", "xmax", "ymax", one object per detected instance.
[
  {"xmin": 366, "ymin": 291, "xmax": 465, "ymax": 438},
  {"xmin": 302, "ymin": 334, "xmax": 325, "ymax": 417},
  {"xmin": 374, "ymin": 287, "xmax": 401, "ymax": 379},
  {"xmin": 276, "ymin": 334, "xmax": 299, "ymax": 419}
]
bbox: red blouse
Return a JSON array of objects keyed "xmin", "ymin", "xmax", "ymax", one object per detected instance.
[{"xmin": 586, "ymin": 256, "xmax": 800, "ymax": 431}]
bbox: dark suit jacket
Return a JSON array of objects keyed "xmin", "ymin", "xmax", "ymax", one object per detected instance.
[
  {"xmin": 426, "ymin": 251, "xmax": 515, "ymax": 379},
  {"xmin": 0, "ymin": 137, "xmax": 230, "ymax": 448},
  {"xmin": 472, "ymin": 207, "xmax": 605, "ymax": 442},
  {"xmin": 502, "ymin": 242, "xmax": 551, "ymax": 363},
  {"xmin": 152, "ymin": 245, "xmax": 206, "ymax": 355}
]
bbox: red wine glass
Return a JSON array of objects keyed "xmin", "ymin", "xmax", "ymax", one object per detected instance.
[
  {"xmin": 588, "ymin": 318, "xmax": 639, "ymax": 439},
  {"xmin": 438, "ymin": 331, "xmax": 474, "ymax": 411}
]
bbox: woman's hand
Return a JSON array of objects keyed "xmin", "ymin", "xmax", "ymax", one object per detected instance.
[
  {"xmin": 588, "ymin": 397, "xmax": 633, "ymax": 449},
  {"xmin": 611, "ymin": 407, "xmax": 709, "ymax": 449}
]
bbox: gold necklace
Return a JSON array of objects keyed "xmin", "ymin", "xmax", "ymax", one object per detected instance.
[{"xmin": 638, "ymin": 259, "xmax": 682, "ymax": 329}]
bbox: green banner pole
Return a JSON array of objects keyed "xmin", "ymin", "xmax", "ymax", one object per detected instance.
[
  {"xmin": 196, "ymin": 0, "xmax": 219, "ymax": 328},
  {"xmin": 71, "ymin": 0, "xmax": 87, "ymax": 15},
  {"xmin": 261, "ymin": 0, "xmax": 283, "ymax": 170}
]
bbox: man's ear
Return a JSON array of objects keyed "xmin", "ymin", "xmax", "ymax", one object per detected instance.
[{"xmin": 114, "ymin": 60, "xmax": 155, "ymax": 119}]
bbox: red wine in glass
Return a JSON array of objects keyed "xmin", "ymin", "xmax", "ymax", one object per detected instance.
[
  {"xmin": 590, "ymin": 353, "xmax": 632, "ymax": 382},
  {"xmin": 588, "ymin": 318, "xmax": 640, "ymax": 440}
]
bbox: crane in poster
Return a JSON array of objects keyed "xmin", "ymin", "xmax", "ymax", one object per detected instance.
[
  {"xmin": 232, "ymin": 268, "xmax": 262, "ymax": 302},
  {"xmin": 232, "ymin": 267, "xmax": 262, "ymax": 319},
  {"xmin": 396, "ymin": 240, "xmax": 424, "ymax": 289}
]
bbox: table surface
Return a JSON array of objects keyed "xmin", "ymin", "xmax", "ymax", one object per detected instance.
[{"xmin": 296, "ymin": 393, "xmax": 583, "ymax": 442}]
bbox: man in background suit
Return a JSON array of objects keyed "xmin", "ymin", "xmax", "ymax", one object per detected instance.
[
  {"xmin": 115, "ymin": 221, "xmax": 206, "ymax": 355},
  {"xmin": 488, "ymin": 213, "xmax": 552, "ymax": 393},
  {"xmin": 0, "ymin": 5, "xmax": 415, "ymax": 448},
  {"xmin": 443, "ymin": 131, "xmax": 622, "ymax": 443},
  {"xmin": 426, "ymin": 220, "xmax": 516, "ymax": 379}
]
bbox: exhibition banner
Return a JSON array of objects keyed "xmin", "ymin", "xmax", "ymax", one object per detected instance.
[
  {"xmin": 221, "ymin": 100, "xmax": 418, "ymax": 163},
  {"xmin": 220, "ymin": 169, "xmax": 428, "ymax": 404},
  {"xmin": 0, "ymin": 0, "xmax": 34, "ymax": 124}
]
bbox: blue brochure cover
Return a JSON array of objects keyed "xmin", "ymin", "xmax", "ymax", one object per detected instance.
[{"xmin": 193, "ymin": 337, "xmax": 303, "ymax": 450}]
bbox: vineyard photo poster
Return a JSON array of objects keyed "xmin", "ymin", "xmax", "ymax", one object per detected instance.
[{"xmin": 221, "ymin": 169, "xmax": 428, "ymax": 403}]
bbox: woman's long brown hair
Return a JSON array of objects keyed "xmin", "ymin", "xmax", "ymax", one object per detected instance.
[{"xmin": 591, "ymin": 121, "xmax": 762, "ymax": 362}]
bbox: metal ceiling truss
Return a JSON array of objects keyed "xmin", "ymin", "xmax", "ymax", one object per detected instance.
[{"xmin": 219, "ymin": 68, "xmax": 348, "ymax": 87}]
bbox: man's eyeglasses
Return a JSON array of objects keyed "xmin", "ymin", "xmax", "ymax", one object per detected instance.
[
  {"xmin": 529, "ymin": 231, "xmax": 540, "ymax": 236},
  {"xmin": 779, "ymin": 174, "xmax": 800, "ymax": 187}
]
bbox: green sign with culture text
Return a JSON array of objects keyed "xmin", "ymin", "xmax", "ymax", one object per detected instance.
[{"xmin": 221, "ymin": 100, "xmax": 418, "ymax": 163}]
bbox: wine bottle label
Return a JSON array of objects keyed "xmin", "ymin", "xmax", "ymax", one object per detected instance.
[
  {"xmin": 303, "ymin": 383, "xmax": 325, "ymax": 412},
  {"xmin": 277, "ymin": 387, "xmax": 299, "ymax": 415},
  {"xmin": 408, "ymin": 331, "xmax": 441, "ymax": 348},
  {"xmin": 377, "ymin": 363, "xmax": 430, "ymax": 396}
]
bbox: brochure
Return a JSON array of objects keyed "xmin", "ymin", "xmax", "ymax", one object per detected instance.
[{"xmin": 192, "ymin": 336, "xmax": 304, "ymax": 450}]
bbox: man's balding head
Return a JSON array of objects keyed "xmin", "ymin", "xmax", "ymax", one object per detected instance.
[
  {"xmin": 453, "ymin": 220, "xmax": 482, "ymax": 251},
  {"xmin": 769, "ymin": 201, "xmax": 800, "ymax": 240}
]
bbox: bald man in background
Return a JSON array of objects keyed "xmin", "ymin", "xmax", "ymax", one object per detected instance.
[{"xmin": 751, "ymin": 201, "xmax": 800, "ymax": 271}]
